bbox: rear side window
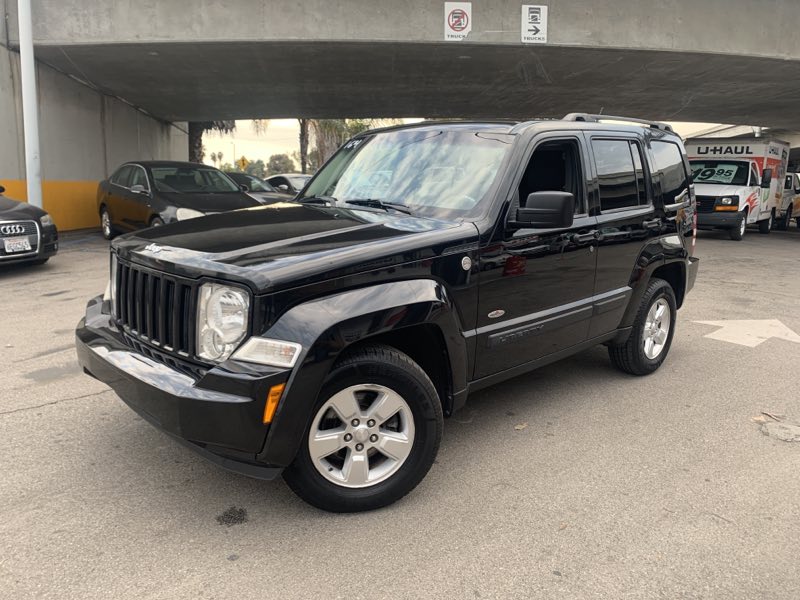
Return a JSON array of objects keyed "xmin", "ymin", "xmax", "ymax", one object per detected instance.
[
  {"xmin": 651, "ymin": 141, "xmax": 690, "ymax": 204},
  {"xmin": 592, "ymin": 139, "xmax": 647, "ymax": 211}
]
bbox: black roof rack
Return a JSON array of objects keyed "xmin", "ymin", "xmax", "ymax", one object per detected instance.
[{"xmin": 562, "ymin": 113, "xmax": 674, "ymax": 133}]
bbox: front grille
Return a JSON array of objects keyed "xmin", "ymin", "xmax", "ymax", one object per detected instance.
[
  {"xmin": 0, "ymin": 220, "xmax": 39, "ymax": 258},
  {"xmin": 695, "ymin": 196, "xmax": 717, "ymax": 213},
  {"xmin": 114, "ymin": 258, "xmax": 197, "ymax": 356}
]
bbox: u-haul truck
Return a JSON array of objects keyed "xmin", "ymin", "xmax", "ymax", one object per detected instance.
[{"xmin": 685, "ymin": 138, "xmax": 789, "ymax": 241}]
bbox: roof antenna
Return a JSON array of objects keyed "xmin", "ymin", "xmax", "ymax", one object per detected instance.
[{"xmin": 598, "ymin": 107, "xmax": 604, "ymax": 115}]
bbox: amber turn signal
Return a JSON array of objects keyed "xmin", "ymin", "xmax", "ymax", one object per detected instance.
[
  {"xmin": 263, "ymin": 383, "xmax": 286, "ymax": 424},
  {"xmin": 714, "ymin": 206, "xmax": 739, "ymax": 212}
]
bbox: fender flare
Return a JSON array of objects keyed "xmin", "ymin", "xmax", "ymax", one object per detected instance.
[
  {"xmin": 257, "ymin": 279, "xmax": 467, "ymax": 466},
  {"xmin": 618, "ymin": 235, "xmax": 688, "ymax": 330}
]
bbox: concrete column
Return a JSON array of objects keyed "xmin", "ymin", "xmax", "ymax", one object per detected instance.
[{"xmin": 17, "ymin": 0, "xmax": 43, "ymax": 208}]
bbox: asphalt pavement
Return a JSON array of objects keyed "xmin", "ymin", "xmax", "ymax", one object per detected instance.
[{"xmin": 1, "ymin": 226, "xmax": 799, "ymax": 599}]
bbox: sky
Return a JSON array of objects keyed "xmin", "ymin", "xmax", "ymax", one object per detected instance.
[{"xmin": 201, "ymin": 119, "xmax": 732, "ymax": 170}]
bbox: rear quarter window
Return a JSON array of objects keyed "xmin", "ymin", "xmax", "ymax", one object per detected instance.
[{"xmin": 651, "ymin": 141, "xmax": 690, "ymax": 204}]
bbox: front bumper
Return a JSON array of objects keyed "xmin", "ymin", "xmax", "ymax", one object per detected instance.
[
  {"xmin": 697, "ymin": 211, "xmax": 742, "ymax": 229},
  {"xmin": 687, "ymin": 256, "xmax": 699, "ymax": 295},
  {"xmin": 1, "ymin": 225, "xmax": 58, "ymax": 264},
  {"xmin": 75, "ymin": 296, "xmax": 289, "ymax": 480}
]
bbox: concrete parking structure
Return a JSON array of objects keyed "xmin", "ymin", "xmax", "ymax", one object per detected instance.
[{"xmin": 2, "ymin": 229, "xmax": 799, "ymax": 598}]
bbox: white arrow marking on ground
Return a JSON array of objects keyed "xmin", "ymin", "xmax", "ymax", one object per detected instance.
[{"xmin": 694, "ymin": 319, "xmax": 800, "ymax": 348}]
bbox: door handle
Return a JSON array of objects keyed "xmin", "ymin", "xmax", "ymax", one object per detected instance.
[
  {"xmin": 642, "ymin": 218, "xmax": 661, "ymax": 230},
  {"xmin": 570, "ymin": 230, "xmax": 598, "ymax": 244}
]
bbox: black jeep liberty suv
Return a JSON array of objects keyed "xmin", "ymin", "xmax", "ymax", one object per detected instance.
[{"xmin": 76, "ymin": 115, "xmax": 699, "ymax": 512}]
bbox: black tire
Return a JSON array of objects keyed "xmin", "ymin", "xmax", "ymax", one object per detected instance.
[
  {"xmin": 729, "ymin": 211, "xmax": 746, "ymax": 241},
  {"xmin": 283, "ymin": 345, "xmax": 443, "ymax": 512},
  {"xmin": 100, "ymin": 206, "xmax": 116, "ymax": 240},
  {"xmin": 778, "ymin": 205, "xmax": 792, "ymax": 231},
  {"xmin": 758, "ymin": 210, "xmax": 774, "ymax": 234},
  {"xmin": 608, "ymin": 278, "xmax": 677, "ymax": 376},
  {"xmin": 150, "ymin": 216, "xmax": 165, "ymax": 227},
  {"xmin": 796, "ymin": 217, "xmax": 800, "ymax": 230}
]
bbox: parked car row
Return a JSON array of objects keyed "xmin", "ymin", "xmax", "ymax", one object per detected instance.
[{"xmin": 96, "ymin": 161, "xmax": 310, "ymax": 240}]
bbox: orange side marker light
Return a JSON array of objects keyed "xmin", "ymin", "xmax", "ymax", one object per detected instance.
[{"xmin": 263, "ymin": 383, "xmax": 286, "ymax": 424}]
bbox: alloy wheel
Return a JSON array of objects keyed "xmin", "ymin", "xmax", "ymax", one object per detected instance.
[
  {"xmin": 642, "ymin": 298, "xmax": 671, "ymax": 360},
  {"xmin": 308, "ymin": 383, "xmax": 415, "ymax": 488}
]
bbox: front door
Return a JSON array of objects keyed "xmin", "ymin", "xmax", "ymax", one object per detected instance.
[{"xmin": 474, "ymin": 134, "xmax": 598, "ymax": 379}]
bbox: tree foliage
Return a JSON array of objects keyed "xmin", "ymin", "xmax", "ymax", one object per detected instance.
[
  {"xmin": 266, "ymin": 154, "xmax": 296, "ymax": 175},
  {"xmin": 188, "ymin": 121, "xmax": 235, "ymax": 163}
]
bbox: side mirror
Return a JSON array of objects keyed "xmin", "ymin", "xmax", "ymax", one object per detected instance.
[
  {"xmin": 130, "ymin": 184, "xmax": 148, "ymax": 195},
  {"xmin": 239, "ymin": 184, "xmax": 249, "ymax": 192},
  {"xmin": 277, "ymin": 184, "xmax": 290, "ymax": 192},
  {"xmin": 761, "ymin": 168, "xmax": 772, "ymax": 188},
  {"xmin": 509, "ymin": 191, "xmax": 574, "ymax": 229},
  {"xmin": 0, "ymin": 185, "xmax": 5, "ymax": 194}
]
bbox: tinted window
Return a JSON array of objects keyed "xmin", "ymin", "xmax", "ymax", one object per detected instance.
[
  {"xmin": 519, "ymin": 139, "xmax": 585, "ymax": 214},
  {"xmin": 593, "ymin": 140, "xmax": 641, "ymax": 211},
  {"xmin": 651, "ymin": 141, "xmax": 689, "ymax": 204},
  {"xmin": 111, "ymin": 165, "xmax": 134, "ymax": 187},
  {"xmin": 151, "ymin": 167, "xmax": 239, "ymax": 193}
]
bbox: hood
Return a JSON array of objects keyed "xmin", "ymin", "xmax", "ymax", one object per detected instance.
[
  {"xmin": 113, "ymin": 202, "xmax": 476, "ymax": 292},
  {"xmin": 0, "ymin": 195, "xmax": 47, "ymax": 220},
  {"xmin": 157, "ymin": 191, "xmax": 261, "ymax": 212},
  {"xmin": 693, "ymin": 183, "xmax": 748, "ymax": 198}
]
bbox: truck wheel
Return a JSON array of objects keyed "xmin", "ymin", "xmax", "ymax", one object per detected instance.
[
  {"xmin": 778, "ymin": 206, "xmax": 792, "ymax": 230},
  {"xmin": 608, "ymin": 278, "xmax": 677, "ymax": 376},
  {"xmin": 283, "ymin": 345, "xmax": 443, "ymax": 512},
  {"xmin": 729, "ymin": 212, "xmax": 747, "ymax": 241},
  {"xmin": 758, "ymin": 210, "xmax": 774, "ymax": 234}
]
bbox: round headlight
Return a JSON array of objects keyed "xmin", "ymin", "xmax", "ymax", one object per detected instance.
[
  {"xmin": 721, "ymin": 197, "xmax": 733, "ymax": 205},
  {"xmin": 197, "ymin": 284, "xmax": 250, "ymax": 362}
]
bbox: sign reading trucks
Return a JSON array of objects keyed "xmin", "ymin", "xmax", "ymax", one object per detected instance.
[{"xmin": 686, "ymin": 137, "xmax": 789, "ymax": 241}]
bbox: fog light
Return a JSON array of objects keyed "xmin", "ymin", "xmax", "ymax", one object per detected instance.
[{"xmin": 233, "ymin": 337, "xmax": 302, "ymax": 368}]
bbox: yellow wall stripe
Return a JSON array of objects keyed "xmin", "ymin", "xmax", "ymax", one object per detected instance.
[{"xmin": 0, "ymin": 179, "xmax": 100, "ymax": 231}]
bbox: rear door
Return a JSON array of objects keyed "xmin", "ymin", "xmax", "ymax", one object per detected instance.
[
  {"xmin": 106, "ymin": 165, "xmax": 135, "ymax": 231},
  {"xmin": 474, "ymin": 133, "xmax": 598, "ymax": 378},
  {"xmin": 585, "ymin": 134, "xmax": 661, "ymax": 337}
]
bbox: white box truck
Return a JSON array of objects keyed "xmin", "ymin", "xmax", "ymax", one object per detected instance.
[{"xmin": 685, "ymin": 138, "xmax": 789, "ymax": 240}]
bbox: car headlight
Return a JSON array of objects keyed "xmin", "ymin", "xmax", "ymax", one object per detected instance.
[
  {"xmin": 40, "ymin": 214, "xmax": 54, "ymax": 227},
  {"xmin": 176, "ymin": 208, "xmax": 205, "ymax": 221},
  {"xmin": 720, "ymin": 196, "xmax": 738, "ymax": 206},
  {"xmin": 232, "ymin": 337, "xmax": 303, "ymax": 368},
  {"xmin": 197, "ymin": 283, "xmax": 250, "ymax": 362}
]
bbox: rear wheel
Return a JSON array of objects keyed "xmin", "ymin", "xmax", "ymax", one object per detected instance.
[
  {"xmin": 778, "ymin": 205, "xmax": 792, "ymax": 231},
  {"xmin": 729, "ymin": 211, "xmax": 747, "ymax": 241},
  {"xmin": 758, "ymin": 210, "xmax": 774, "ymax": 234},
  {"xmin": 283, "ymin": 345, "xmax": 443, "ymax": 512},
  {"xmin": 100, "ymin": 207, "xmax": 116, "ymax": 240},
  {"xmin": 150, "ymin": 216, "xmax": 165, "ymax": 228},
  {"xmin": 608, "ymin": 278, "xmax": 677, "ymax": 376}
]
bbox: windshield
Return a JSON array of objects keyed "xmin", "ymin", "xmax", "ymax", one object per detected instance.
[
  {"xmin": 689, "ymin": 161, "xmax": 750, "ymax": 186},
  {"xmin": 243, "ymin": 175, "xmax": 275, "ymax": 192},
  {"xmin": 300, "ymin": 129, "xmax": 514, "ymax": 219},
  {"xmin": 151, "ymin": 167, "xmax": 240, "ymax": 193}
]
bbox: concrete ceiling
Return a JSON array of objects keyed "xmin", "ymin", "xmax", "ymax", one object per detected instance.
[{"xmin": 35, "ymin": 41, "xmax": 800, "ymax": 127}]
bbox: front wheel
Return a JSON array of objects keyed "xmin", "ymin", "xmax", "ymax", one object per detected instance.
[
  {"xmin": 729, "ymin": 212, "xmax": 747, "ymax": 241},
  {"xmin": 608, "ymin": 278, "xmax": 677, "ymax": 376},
  {"xmin": 100, "ymin": 207, "xmax": 116, "ymax": 240},
  {"xmin": 283, "ymin": 345, "xmax": 443, "ymax": 512},
  {"xmin": 779, "ymin": 205, "xmax": 793, "ymax": 231},
  {"xmin": 758, "ymin": 210, "xmax": 774, "ymax": 234},
  {"xmin": 150, "ymin": 216, "xmax": 165, "ymax": 228}
]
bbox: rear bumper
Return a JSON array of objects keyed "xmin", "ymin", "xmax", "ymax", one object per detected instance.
[
  {"xmin": 687, "ymin": 256, "xmax": 699, "ymax": 295},
  {"xmin": 697, "ymin": 211, "xmax": 741, "ymax": 229},
  {"xmin": 75, "ymin": 296, "xmax": 289, "ymax": 480}
]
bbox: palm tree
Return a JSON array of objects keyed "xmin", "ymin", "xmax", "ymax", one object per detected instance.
[
  {"xmin": 210, "ymin": 152, "xmax": 218, "ymax": 166},
  {"xmin": 217, "ymin": 151, "xmax": 224, "ymax": 166},
  {"xmin": 298, "ymin": 119, "xmax": 309, "ymax": 174},
  {"xmin": 188, "ymin": 121, "xmax": 235, "ymax": 163}
]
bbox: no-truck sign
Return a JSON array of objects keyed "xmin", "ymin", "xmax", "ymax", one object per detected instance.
[{"xmin": 444, "ymin": 2, "xmax": 472, "ymax": 41}]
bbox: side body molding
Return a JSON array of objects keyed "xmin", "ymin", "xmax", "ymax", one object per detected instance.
[{"xmin": 257, "ymin": 279, "xmax": 468, "ymax": 466}]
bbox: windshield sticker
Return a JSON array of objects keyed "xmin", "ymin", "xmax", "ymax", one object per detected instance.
[{"xmin": 691, "ymin": 164, "xmax": 741, "ymax": 185}]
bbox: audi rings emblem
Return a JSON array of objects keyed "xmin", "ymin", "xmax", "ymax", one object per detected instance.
[{"xmin": 1, "ymin": 224, "xmax": 26, "ymax": 235}]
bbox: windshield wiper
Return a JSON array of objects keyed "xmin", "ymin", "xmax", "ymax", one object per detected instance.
[
  {"xmin": 343, "ymin": 199, "xmax": 415, "ymax": 215},
  {"xmin": 296, "ymin": 195, "xmax": 337, "ymax": 206}
]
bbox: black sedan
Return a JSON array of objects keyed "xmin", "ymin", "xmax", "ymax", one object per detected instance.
[
  {"xmin": 225, "ymin": 172, "xmax": 293, "ymax": 204},
  {"xmin": 265, "ymin": 173, "xmax": 312, "ymax": 195},
  {"xmin": 0, "ymin": 185, "xmax": 58, "ymax": 266},
  {"xmin": 97, "ymin": 161, "xmax": 261, "ymax": 239}
]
